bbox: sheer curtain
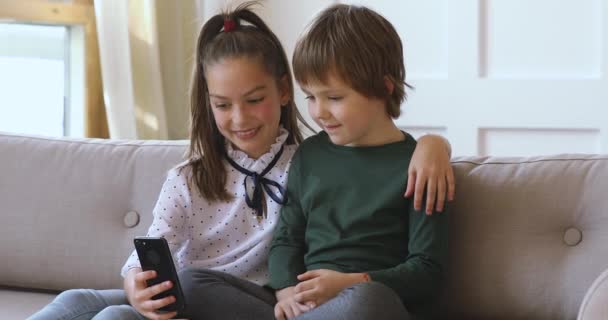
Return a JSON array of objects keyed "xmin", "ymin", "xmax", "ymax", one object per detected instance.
[{"xmin": 93, "ymin": 0, "xmax": 197, "ymax": 140}]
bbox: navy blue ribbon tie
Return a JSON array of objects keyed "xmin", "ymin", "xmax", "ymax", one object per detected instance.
[{"xmin": 225, "ymin": 143, "xmax": 288, "ymax": 218}]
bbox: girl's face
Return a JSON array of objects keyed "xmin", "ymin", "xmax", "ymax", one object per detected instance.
[{"xmin": 206, "ymin": 56, "xmax": 289, "ymax": 159}]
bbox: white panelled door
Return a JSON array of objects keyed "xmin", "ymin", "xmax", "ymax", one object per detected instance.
[{"xmin": 345, "ymin": 0, "xmax": 608, "ymax": 156}]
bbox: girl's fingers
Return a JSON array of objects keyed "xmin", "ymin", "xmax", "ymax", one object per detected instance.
[
  {"xmin": 142, "ymin": 281, "xmax": 172, "ymax": 300},
  {"xmin": 135, "ymin": 270, "xmax": 157, "ymax": 284},
  {"xmin": 142, "ymin": 295, "xmax": 176, "ymax": 312},
  {"xmin": 135, "ymin": 270, "xmax": 156, "ymax": 280},
  {"xmin": 404, "ymin": 170, "xmax": 416, "ymax": 198},
  {"xmin": 425, "ymin": 175, "xmax": 437, "ymax": 215},
  {"xmin": 447, "ymin": 167, "xmax": 456, "ymax": 201},
  {"xmin": 435, "ymin": 175, "xmax": 447, "ymax": 213},
  {"xmin": 413, "ymin": 172, "xmax": 427, "ymax": 211}
]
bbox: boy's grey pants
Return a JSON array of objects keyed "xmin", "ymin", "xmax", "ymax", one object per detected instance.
[{"xmin": 28, "ymin": 268, "xmax": 410, "ymax": 320}]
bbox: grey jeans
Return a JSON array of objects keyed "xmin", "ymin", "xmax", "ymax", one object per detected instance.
[
  {"xmin": 28, "ymin": 269, "xmax": 410, "ymax": 320},
  {"xmin": 27, "ymin": 289, "xmax": 144, "ymax": 320},
  {"xmin": 25, "ymin": 268, "xmax": 275, "ymax": 320},
  {"xmin": 178, "ymin": 268, "xmax": 410, "ymax": 320},
  {"xmin": 292, "ymin": 281, "xmax": 411, "ymax": 320}
]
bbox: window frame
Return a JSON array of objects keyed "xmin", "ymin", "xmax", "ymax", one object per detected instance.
[{"xmin": 0, "ymin": 0, "xmax": 108, "ymax": 138}]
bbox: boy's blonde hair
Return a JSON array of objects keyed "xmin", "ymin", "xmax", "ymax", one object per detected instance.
[{"xmin": 293, "ymin": 4, "xmax": 412, "ymax": 118}]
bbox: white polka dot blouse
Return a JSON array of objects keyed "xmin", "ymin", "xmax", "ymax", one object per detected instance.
[{"xmin": 121, "ymin": 128, "xmax": 296, "ymax": 285}]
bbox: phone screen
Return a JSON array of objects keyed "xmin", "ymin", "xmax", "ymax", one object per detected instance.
[{"xmin": 134, "ymin": 237, "xmax": 185, "ymax": 312}]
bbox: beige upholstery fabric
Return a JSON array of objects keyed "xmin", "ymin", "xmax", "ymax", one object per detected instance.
[
  {"xmin": 0, "ymin": 132, "xmax": 187, "ymax": 292},
  {"xmin": 437, "ymin": 155, "xmax": 608, "ymax": 320},
  {"xmin": 1, "ymin": 132, "xmax": 607, "ymax": 319},
  {"xmin": 0, "ymin": 288, "xmax": 56, "ymax": 319},
  {"xmin": 578, "ymin": 268, "xmax": 608, "ymax": 319}
]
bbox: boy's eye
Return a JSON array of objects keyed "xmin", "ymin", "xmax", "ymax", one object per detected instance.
[
  {"xmin": 304, "ymin": 95, "xmax": 315, "ymax": 101},
  {"xmin": 328, "ymin": 96, "xmax": 343, "ymax": 101}
]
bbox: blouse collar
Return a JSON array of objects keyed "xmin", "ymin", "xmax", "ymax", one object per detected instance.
[{"xmin": 225, "ymin": 127, "xmax": 289, "ymax": 171}]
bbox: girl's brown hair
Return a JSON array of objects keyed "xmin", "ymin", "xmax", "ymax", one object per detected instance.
[
  {"xmin": 293, "ymin": 4, "xmax": 413, "ymax": 118},
  {"xmin": 187, "ymin": 1, "xmax": 310, "ymax": 202}
]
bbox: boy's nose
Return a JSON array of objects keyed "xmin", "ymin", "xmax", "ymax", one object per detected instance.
[{"xmin": 311, "ymin": 101, "xmax": 329, "ymax": 120}]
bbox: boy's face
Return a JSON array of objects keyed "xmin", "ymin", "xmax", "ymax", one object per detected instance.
[{"xmin": 300, "ymin": 73, "xmax": 389, "ymax": 146}]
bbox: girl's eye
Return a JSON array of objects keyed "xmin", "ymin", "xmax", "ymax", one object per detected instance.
[
  {"xmin": 248, "ymin": 97, "xmax": 265, "ymax": 104},
  {"xmin": 328, "ymin": 96, "xmax": 343, "ymax": 101},
  {"xmin": 304, "ymin": 95, "xmax": 315, "ymax": 101},
  {"xmin": 214, "ymin": 103, "xmax": 227, "ymax": 109}
]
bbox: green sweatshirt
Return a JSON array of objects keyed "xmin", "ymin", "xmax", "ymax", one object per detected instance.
[{"xmin": 268, "ymin": 131, "xmax": 449, "ymax": 310}]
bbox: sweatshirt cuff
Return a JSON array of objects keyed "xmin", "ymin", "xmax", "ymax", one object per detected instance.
[{"xmin": 267, "ymin": 276, "xmax": 299, "ymax": 290}]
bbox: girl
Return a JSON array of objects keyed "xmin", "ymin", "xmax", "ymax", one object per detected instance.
[{"xmin": 29, "ymin": 3, "xmax": 453, "ymax": 320}]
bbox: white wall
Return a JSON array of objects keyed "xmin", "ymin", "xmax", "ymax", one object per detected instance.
[{"xmin": 198, "ymin": 0, "xmax": 608, "ymax": 156}]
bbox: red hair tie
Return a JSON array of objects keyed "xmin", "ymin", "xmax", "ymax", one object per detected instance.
[{"xmin": 224, "ymin": 18, "xmax": 236, "ymax": 32}]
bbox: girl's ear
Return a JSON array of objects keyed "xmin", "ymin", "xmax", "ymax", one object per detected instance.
[
  {"xmin": 384, "ymin": 75, "xmax": 395, "ymax": 96},
  {"xmin": 279, "ymin": 74, "xmax": 291, "ymax": 106}
]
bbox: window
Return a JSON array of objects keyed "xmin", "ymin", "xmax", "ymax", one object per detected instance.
[
  {"xmin": 0, "ymin": 0, "xmax": 107, "ymax": 138},
  {"xmin": 0, "ymin": 23, "xmax": 85, "ymax": 137}
]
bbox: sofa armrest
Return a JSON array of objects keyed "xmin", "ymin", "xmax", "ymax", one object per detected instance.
[{"xmin": 578, "ymin": 268, "xmax": 608, "ymax": 320}]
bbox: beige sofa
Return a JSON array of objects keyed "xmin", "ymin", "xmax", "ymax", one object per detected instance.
[{"xmin": 1, "ymin": 131, "xmax": 607, "ymax": 319}]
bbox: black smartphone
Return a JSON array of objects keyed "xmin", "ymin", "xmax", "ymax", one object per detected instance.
[{"xmin": 134, "ymin": 236, "xmax": 186, "ymax": 312}]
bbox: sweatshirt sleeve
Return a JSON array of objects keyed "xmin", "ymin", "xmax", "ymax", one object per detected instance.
[
  {"xmin": 368, "ymin": 199, "xmax": 449, "ymax": 309},
  {"xmin": 267, "ymin": 152, "xmax": 307, "ymax": 289},
  {"xmin": 121, "ymin": 167, "xmax": 192, "ymax": 277}
]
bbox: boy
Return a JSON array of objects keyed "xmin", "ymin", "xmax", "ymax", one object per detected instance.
[{"xmin": 268, "ymin": 4, "xmax": 449, "ymax": 320}]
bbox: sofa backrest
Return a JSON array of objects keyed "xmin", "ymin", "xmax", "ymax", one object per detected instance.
[
  {"xmin": 1, "ymin": 132, "xmax": 607, "ymax": 319},
  {"xmin": 0, "ymin": 132, "xmax": 187, "ymax": 291},
  {"xmin": 441, "ymin": 155, "xmax": 608, "ymax": 320}
]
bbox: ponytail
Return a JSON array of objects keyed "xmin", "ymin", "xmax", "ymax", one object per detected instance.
[{"xmin": 186, "ymin": 1, "xmax": 312, "ymax": 202}]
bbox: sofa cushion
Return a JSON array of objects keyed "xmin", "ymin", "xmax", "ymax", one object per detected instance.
[
  {"xmin": 440, "ymin": 155, "xmax": 608, "ymax": 320},
  {"xmin": 0, "ymin": 132, "xmax": 187, "ymax": 291},
  {"xmin": 0, "ymin": 288, "xmax": 56, "ymax": 319}
]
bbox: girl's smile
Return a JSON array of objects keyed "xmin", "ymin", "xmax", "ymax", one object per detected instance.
[{"xmin": 232, "ymin": 127, "xmax": 260, "ymax": 140}]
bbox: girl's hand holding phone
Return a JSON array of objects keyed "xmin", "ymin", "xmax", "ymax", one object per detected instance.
[{"xmin": 124, "ymin": 268, "xmax": 180, "ymax": 320}]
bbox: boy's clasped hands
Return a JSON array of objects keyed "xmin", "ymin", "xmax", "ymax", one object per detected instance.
[{"xmin": 274, "ymin": 269, "xmax": 369, "ymax": 320}]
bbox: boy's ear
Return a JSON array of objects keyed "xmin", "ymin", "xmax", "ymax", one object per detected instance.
[
  {"xmin": 384, "ymin": 76, "xmax": 394, "ymax": 96},
  {"xmin": 279, "ymin": 74, "xmax": 291, "ymax": 106}
]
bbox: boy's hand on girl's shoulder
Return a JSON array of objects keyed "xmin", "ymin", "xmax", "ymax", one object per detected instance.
[
  {"xmin": 274, "ymin": 286, "xmax": 314, "ymax": 320},
  {"xmin": 124, "ymin": 268, "xmax": 181, "ymax": 320},
  {"xmin": 405, "ymin": 134, "xmax": 455, "ymax": 215},
  {"xmin": 293, "ymin": 269, "xmax": 369, "ymax": 308}
]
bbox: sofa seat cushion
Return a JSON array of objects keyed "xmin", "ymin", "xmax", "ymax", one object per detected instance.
[{"xmin": 0, "ymin": 288, "xmax": 57, "ymax": 319}]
